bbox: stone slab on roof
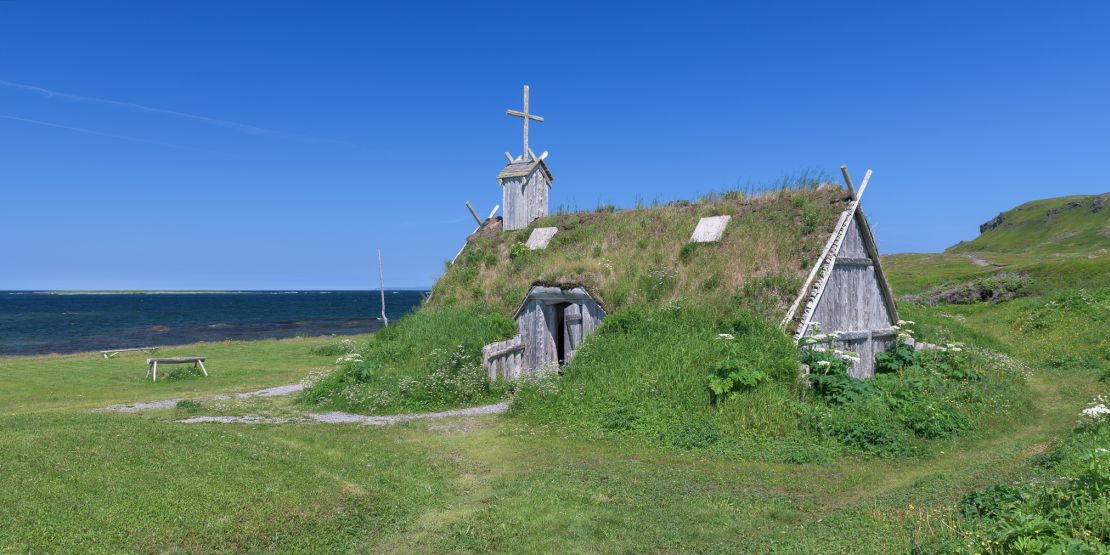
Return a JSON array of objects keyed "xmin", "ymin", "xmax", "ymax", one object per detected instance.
[
  {"xmin": 526, "ymin": 227, "xmax": 558, "ymax": 250},
  {"xmin": 690, "ymin": 215, "xmax": 731, "ymax": 243}
]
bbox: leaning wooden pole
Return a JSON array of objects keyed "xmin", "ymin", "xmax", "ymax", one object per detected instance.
[
  {"xmin": 792, "ymin": 169, "xmax": 873, "ymax": 340},
  {"xmin": 377, "ymin": 249, "xmax": 388, "ymax": 326},
  {"xmin": 465, "ymin": 201, "xmax": 483, "ymax": 226}
]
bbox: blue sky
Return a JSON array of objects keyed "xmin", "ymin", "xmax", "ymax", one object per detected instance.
[{"xmin": 1, "ymin": 1, "xmax": 1107, "ymax": 290}]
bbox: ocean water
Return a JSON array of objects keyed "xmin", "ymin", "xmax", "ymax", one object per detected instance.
[{"xmin": 0, "ymin": 291, "xmax": 426, "ymax": 356}]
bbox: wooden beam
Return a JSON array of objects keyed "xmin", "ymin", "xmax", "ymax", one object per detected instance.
[
  {"xmin": 504, "ymin": 152, "xmax": 514, "ymax": 163},
  {"xmin": 505, "ymin": 110, "xmax": 544, "ymax": 122},
  {"xmin": 465, "ymin": 201, "xmax": 483, "ymax": 226},
  {"xmin": 856, "ymin": 169, "xmax": 873, "ymax": 200},
  {"xmin": 840, "ymin": 165, "xmax": 857, "ymax": 200},
  {"xmin": 538, "ymin": 150, "xmax": 548, "ymax": 161}
]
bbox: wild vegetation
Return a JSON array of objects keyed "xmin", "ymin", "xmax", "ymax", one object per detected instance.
[
  {"xmin": 298, "ymin": 306, "xmax": 516, "ymax": 414},
  {"xmin": 879, "ymin": 193, "xmax": 1110, "ymax": 552},
  {"xmin": 511, "ymin": 307, "xmax": 1029, "ymax": 461},
  {"xmin": 428, "ymin": 180, "xmax": 846, "ymax": 314},
  {"xmin": 913, "ymin": 397, "xmax": 1110, "ymax": 553},
  {"xmin": 2, "ymin": 192, "xmax": 1106, "ymax": 553}
]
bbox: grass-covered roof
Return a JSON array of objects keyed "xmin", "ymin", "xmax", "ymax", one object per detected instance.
[{"xmin": 429, "ymin": 186, "xmax": 851, "ymax": 318}]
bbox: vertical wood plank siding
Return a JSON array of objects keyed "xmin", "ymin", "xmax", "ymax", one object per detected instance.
[
  {"xmin": 501, "ymin": 168, "xmax": 550, "ymax": 231},
  {"xmin": 484, "ymin": 286, "xmax": 605, "ymax": 379},
  {"xmin": 808, "ymin": 217, "xmax": 898, "ymax": 378}
]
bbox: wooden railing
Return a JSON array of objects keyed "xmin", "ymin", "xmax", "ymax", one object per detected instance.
[{"xmin": 482, "ymin": 335, "xmax": 525, "ymax": 380}]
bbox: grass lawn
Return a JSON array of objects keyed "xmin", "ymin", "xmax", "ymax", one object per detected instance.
[
  {"xmin": 0, "ymin": 335, "xmax": 364, "ymax": 415},
  {"xmin": 0, "ymin": 317, "xmax": 1102, "ymax": 553}
]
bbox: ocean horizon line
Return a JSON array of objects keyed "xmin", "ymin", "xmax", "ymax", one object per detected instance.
[{"xmin": 2, "ymin": 288, "xmax": 433, "ymax": 295}]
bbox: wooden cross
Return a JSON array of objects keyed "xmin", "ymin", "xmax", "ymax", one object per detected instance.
[{"xmin": 505, "ymin": 85, "xmax": 544, "ymax": 161}]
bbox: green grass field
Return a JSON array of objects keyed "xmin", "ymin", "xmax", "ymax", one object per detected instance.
[
  {"xmin": 2, "ymin": 192, "xmax": 1107, "ymax": 553},
  {"xmin": 0, "ymin": 330, "xmax": 1097, "ymax": 553}
]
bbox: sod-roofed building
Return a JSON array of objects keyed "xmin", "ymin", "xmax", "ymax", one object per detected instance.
[{"xmin": 438, "ymin": 167, "xmax": 899, "ymax": 380}]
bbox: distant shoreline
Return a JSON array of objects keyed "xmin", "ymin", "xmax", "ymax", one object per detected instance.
[
  {"xmin": 0, "ymin": 331, "xmax": 380, "ymax": 359},
  {"xmin": 4, "ymin": 289, "xmax": 432, "ymax": 295}
]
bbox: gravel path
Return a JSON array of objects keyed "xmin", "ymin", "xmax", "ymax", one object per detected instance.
[
  {"xmin": 96, "ymin": 384, "xmax": 508, "ymax": 426},
  {"xmin": 97, "ymin": 383, "xmax": 306, "ymax": 413},
  {"xmin": 177, "ymin": 402, "xmax": 510, "ymax": 426}
]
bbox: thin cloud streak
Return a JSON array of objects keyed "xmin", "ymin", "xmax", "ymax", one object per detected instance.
[
  {"xmin": 0, "ymin": 113, "xmax": 219, "ymax": 154},
  {"xmin": 0, "ymin": 80, "xmax": 364, "ymax": 149}
]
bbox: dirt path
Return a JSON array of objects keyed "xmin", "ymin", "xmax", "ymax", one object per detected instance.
[
  {"xmin": 95, "ymin": 383, "xmax": 509, "ymax": 426},
  {"xmin": 961, "ymin": 253, "xmax": 993, "ymax": 266},
  {"xmin": 177, "ymin": 402, "xmax": 509, "ymax": 425},
  {"xmin": 96, "ymin": 383, "xmax": 305, "ymax": 413}
]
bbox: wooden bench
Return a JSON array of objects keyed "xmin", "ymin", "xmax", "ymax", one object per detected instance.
[
  {"xmin": 145, "ymin": 357, "xmax": 207, "ymax": 382},
  {"xmin": 101, "ymin": 347, "xmax": 158, "ymax": 359}
]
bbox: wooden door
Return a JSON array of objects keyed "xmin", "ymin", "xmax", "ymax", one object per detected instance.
[{"xmin": 563, "ymin": 303, "xmax": 584, "ymax": 362}]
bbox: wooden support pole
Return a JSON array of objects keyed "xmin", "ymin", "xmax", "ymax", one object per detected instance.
[
  {"xmin": 465, "ymin": 201, "xmax": 483, "ymax": 226},
  {"xmin": 377, "ymin": 249, "xmax": 388, "ymax": 326},
  {"xmin": 522, "ymin": 84, "xmax": 529, "ymax": 158},
  {"xmin": 840, "ymin": 165, "xmax": 857, "ymax": 200},
  {"xmin": 504, "ymin": 152, "xmax": 514, "ymax": 163},
  {"xmin": 856, "ymin": 169, "xmax": 873, "ymax": 200}
]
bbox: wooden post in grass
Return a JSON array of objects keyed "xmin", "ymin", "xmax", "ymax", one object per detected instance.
[{"xmin": 377, "ymin": 249, "xmax": 388, "ymax": 326}]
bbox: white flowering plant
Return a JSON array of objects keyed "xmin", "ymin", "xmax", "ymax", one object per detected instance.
[{"xmin": 1078, "ymin": 396, "xmax": 1110, "ymax": 431}]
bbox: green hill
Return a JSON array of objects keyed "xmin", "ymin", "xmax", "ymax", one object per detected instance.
[
  {"xmin": 884, "ymin": 192, "xmax": 1109, "ymax": 369},
  {"xmin": 949, "ymin": 193, "xmax": 1109, "ymax": 255}
]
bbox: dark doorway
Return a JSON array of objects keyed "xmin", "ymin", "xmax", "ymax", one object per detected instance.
[{"xmin": 552, "ymin": 302, "xmax": 569, "ymax": 364}]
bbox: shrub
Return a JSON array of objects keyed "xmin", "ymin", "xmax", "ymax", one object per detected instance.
[
  {"xmin": 801, "ymin": 332, "xmax": 1000, "ymax": 452},
  {"xmin": 918, "ymin": 405, "xmax": 1110, "ymax": 553},
  {"xmin": 895, "ymin": 399, "xmax": 971, "ymax": 439},
  {"xmin": 803, "ymin": 401, "xmax": 912, "ymax": 457},
  {"xmin": 308, "ymin": 338, "xmax": 360, "ymax": 357},
  {"xmin": 801, "ymin": 204, "xmax": 819, "ymax": 234},
  {"xmin": 512, "ymin": 304, "xmax": 801, "ymax": 454},
  {"xmin": 874, "ymin": 342, "xmax": 918, "ymax": 374},
  {"xmin": 672, "ymin": 420, "xmax": 721, "ymax": 449},
  {"xmin": 175, "ymin": 400, "xmax": 203, "ymax": 413},
  {"xmin": 707, "ymin": 357, "xmax": 769, "ymax": 404},
  {"xmin": 701, "ymin": 274, "xmax": 722, "ymax": 291},
  {"xmin": 639, "ymin": 266, "xmax": 677, "ymax": 302},
  {"xmin": 600, "ymin": 404, "xmax": 641, "ymax": 431},
  {"xmin": 907, "ymin": 271, "xmax": 1033, "ymax": 306},
  {"xmin": 299, "ymin": 306, "xmax": 517, "ymax": 414},
  {"xmin": 509, "ymin": 241, "xmax": 530, "ymax": 260},
  {"xmin": 679, "ymin": 242, "xmax": 700, "ymax": 263}
]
